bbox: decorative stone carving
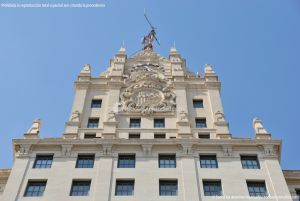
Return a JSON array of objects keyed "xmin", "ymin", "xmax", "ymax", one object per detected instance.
[
  {"xmin": 102, "ymin": 144, "xmax": 113, "ymax": 155},
  {"xmin": 262, "ymin": 145, "xmax": 276, "ymax": 157},
  {"xmin": 222, "ymin": 145, "xmax": 233, "ymax": 157},
  {"xmin": 179, "ymin": 110, "xmax": 188, "ymax": 121},
  {"xmin": 81, "ymin": 64, "xmax": 91, "ymax": 74},
  {"xmin": 70, "ymin": 110, "xmax": 80, "ymax": 122},
  {"xmin": 26, "ymin": 118, "xmax": 41, "ymax": 134},
  {"xmin": 15, "ymin": 144, "xmax": 31, "ymax": 156},
  {"xmin": 204, "ymin": 64, "xmax": 215, "ymax": 74},
  {"xmin": 180, "ymin": 143, "xmax": 193, "ymax": 156},
  {"xmin": 119, "ymin": 63, "xmax": 176, "ymax": 115},
  {"xmin": 141, "ymin": 144, "xmax": 152, "ymax": 155},
  {"xmin": 215, "ymin": 111, "xmax": 226, "ymax": 122},
  {"xmin": 107, "ymin": 110, "xmax": 117, "ymax": 122},
  {"xmin": 61, "ymin": 145, "xmax": 73, "ymax": 156},
  {"xmin": 253, "ymin": 117, "xmax": 269, "ymax": 134}
]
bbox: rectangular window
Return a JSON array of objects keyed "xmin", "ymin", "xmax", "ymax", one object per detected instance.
[
  {"xmin": 159, "ymin": 154, "xmax": 176, "ymax": 168},
  {"xmin": 196, "ymin": 118, "xmax": 207, "ymax": 128},
  {"xmin": 129, "ymin": 118, "xmax": 141, "ymax": 128},
  {"xmin": 87, "ymin": 118, "xmax": 99, "ymax": 128},
  {"xmin": 247, "ymin": 181, "xmax": 268, "ymax": 197},
  {"xmin": 154, "ymin": 118, "xmax": 165, "ymax": 128},
  {"xmin": 70, "ymin": 180, "xmax": 91, "ymax": 196},
  {"xmin": 296, "ymin": 190, "xmax": 300, "ymax": 201},
  {"xmin": 91, "ymin": 99, "xmax": 102, "ymax": 108},
  {"xmin": 159, "ymin": 180, "xmax": 178, "ymax": 196},
  {"xmin": 129, "ymin": 133, "xmax": 140, "ymax": 139},
  {"xmin": 33, "ymin": 155, "xmax": 53, "ymax": 169},
  {"xmin": 24, "ymin": 181, "xmax": 47, "ymax": 197},
  {"xmin": 200, "ymin": 155, "xmax": 218, "ymax": 168},
  {"xmin": 198, "ymin": 133, "xmax": 210, "ymax": 139},
  {"xmin": 193, "ymin": 99, "xmax": 204, "ymax": 108},
  {"xmin": 154, "ymin": 133, "xmax": 166, "ymax": 139},
  {"xmin": 115, "ymin": 180, "xmax": 134, "ymax": 196},
  {"xmin": 203, "ymin": 180, "xmax": 222, "ymax": 196},
  {"xmin": 84, "ymin": 133, "xmax": 96, "ymax": 139},
  {"xmin": 118, "ymin": 154, "xmax": 135, "ymax": 168},
  {"xmin": 76, "ymin": 154, "xmax": 95, "ymax": 168},
  {"xmin": 241, "ymin": 155, "xmax": 260, "ymax": 169}
]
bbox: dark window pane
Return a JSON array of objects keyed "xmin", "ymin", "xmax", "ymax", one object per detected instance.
[
  {"xmin": 193, "ymin": 100, "xmax": 204, "ymax": 108},
  {"xmin": 198, "ymin": 134, "xmax": 210, "ymax": 139},
  {"xmin": 87, "ymin": 118, "xmax": 99, "ymax": 128},
  {"xmin": 154, "ymin": 119, "xmax": 165, "ymax": 128},
  {"xmin": 200, "ymin": 155, "xmax": 218, "ymax": 168},
  {"xmin": 159, "ymin": 180, "xmax": 177, "ymax": 196},
  {"xmin": 70, "ymin": 180, "xmax": 91, "ymax": 196},
  {"xmin": 296, "ymin": 190, "xmax": 300, "ymax": 201},
  {"xmin": 24, "ymin": 181, "xmax": 47, "ymax": 197},
  {"xmin": 241, "ymin": 155, "xmax": 260, "ymax": 169},
  {"xmin": 196, "ymin": 118, "xmax": 207, "ymax": 128},
  {"xmin": 154, "ymin": 134, "xmax": 166, "ymax": 139},
  {"xmin": 129, "ymin": 134, "xmax": 140, "ymax": 139},
  {"xmin": 203, "ymin": 181, "xmax": 222, "ymax": 196},
  {"xmin": 118, "ymin": 155, "xmax": 135, "ymax": 168},
  {"xmin": 129, "ymin": 118, "xmax": 141, "ymax": 128},
  {"xmin": 115, "ymin": 180, "xmax": 134, "ymax": 196},
  {"xmin": 247, "ymin": 182, "xmax": 268, "ymax": 197},
  {"xmin": 91, "ymin": 99, "xmax": 102, "ymax": 108},
  {"xmin": 84, "ymin": 133, "xmax": 96, "ymax": 139},
  {"xmin": 76, "ymin": 155, "xmax": 95, "ymax": 168},
  {"xmin": 159, "ymin": 155, "xmax": 176, "ymax": 168},
  {"xmin": 33, "ymin": 155, "xmax": 53, "ymax": 169}
]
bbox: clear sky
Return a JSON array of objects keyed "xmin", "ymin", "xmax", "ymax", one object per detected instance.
[{"xmin": 0, "ymin": 0, "xmax": 299, "ymax": 169}]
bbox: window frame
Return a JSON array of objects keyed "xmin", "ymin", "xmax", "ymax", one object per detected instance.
[
  {"xmin": 195, "ymin": 118, "xmax": 207, "ymax": 128},
  {"xmin": 241, "ymin": 155, "xmax": 260, "ymax": 169},
  {"xmin": 154, "ymin": 118, "xmax": 165, "ymax": 128},
  {"xmin": 203, "ymin": 180, "xmax": 222, "ymax": 196},
  {"xmin": 87, "ymin": 118, "xmax": 99, "ymax": 128},
  {"xmin": 117, "ymin": 154, "xmax": 136, "ymax": 168},
  {"xmin": 247, "ymin": 181, "xmax": 268, "ymax": 197},
  {"xmin": 70, "ymin": 180, "xmax": 91, "ymax": 196},
  {"xmin": 159, "ymin": 154, "xmax": 176, "ymax": 168},
  {"xmin": 193, "ymin": 99, "xmax": 204, "ymax": 108},
  {"xmin": 33, "ymin": 154, "xmax": 54, "ymax": 169},
  {"xmin": 115, "ymin": 180, "xmax": 135, "ymax": 196},
  {"xmin": 91, "ymin": 99, "xmax": 102, "ymax": 108},
  {"xmin": 24, "ymin": 180, "xmax": 47, "ymax": 197},
  {"xmin": 129, "ymin": 118, "xmax": 141, "ymax": 128},
  {"xmin": 200, "ymin": 155, "xmax": 218, "ymax": 168},
  {"xmin": 159, "ymin": 180, "xmax": 178, "ymax": 196},
  {"xmin": 76, "ymin": 154, "xmax": 95, "ymax": 168}
]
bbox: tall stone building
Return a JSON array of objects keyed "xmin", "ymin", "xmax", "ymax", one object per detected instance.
[{"xmin": 0, "ymin": 45, "xmax": 300, "ymax": 201}]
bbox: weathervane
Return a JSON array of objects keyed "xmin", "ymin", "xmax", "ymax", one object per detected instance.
[{"xmin": 142, "ymin": 12, "xmax": 160, "ymax": 50}]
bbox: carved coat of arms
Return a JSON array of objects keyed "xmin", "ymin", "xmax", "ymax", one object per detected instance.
[{"xmin": 119, "ymin": 64, "xmax": 176, "ymax": 115}]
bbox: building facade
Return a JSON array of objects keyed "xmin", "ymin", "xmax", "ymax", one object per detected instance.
[{"xmin": 0, "ymin": 47, "xmax": 299, "ymax": 201}]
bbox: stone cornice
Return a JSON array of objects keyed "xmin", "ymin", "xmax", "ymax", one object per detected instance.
[
  {"xmin": 283, "ymin": 170, "xmax": 300, "ymax": 181},
  {"xmin": 13, "ymin": 138, "xmax": 281, "ymax": 147},
  {"xmin": 0, "ymin": 169, "xmax": 11, "ymax": 181}
]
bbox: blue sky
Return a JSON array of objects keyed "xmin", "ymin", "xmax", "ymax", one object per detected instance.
[{"xmin": 0, "ymin": 0, "xmax": 299, "ymax": 169}]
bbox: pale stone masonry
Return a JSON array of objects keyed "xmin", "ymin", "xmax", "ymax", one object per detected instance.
[{"xmin": 0, "ymin": 47, "xmax": 299, "ymax": 201}]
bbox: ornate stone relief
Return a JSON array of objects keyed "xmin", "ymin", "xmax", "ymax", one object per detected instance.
[
  {"xmin": 222, "ymin": 145, "xmax": 233, "ymax": 157},
  {"xmin": 61, "ymin": 145, "xmax": 73, "ymax": 157},
  {"xmin": 119, "ymin": 62, "xmax": 176, "ymax": 115},
  {"xmin": 26, "ymin": 119, "xmax": 42, "ymax": 134}
]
